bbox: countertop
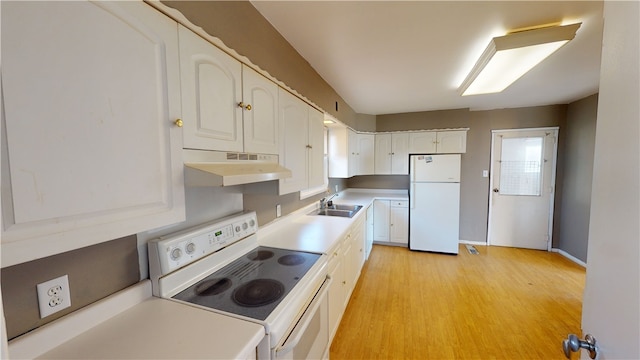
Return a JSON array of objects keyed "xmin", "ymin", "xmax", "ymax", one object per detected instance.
[
  {"xmin": 9, "ymin": 189, "xmax": 406, "ymax": 360},
  {"xmin": 9, "ymin": 281, "xmax": 265, "ymax": 360},
  {"xmin": 258, "ymin": 189, "xmax": 408, "ymax": 254}
]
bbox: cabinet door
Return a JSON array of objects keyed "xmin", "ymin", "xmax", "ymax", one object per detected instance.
[
  {"xmin": 179, "ymin": 25, "xmax": 243, "ymax": 152},
  {"xmin": 437, "ymin": 131, "xmax": 467, "ymax": 153},
  {"xmin": 341, "ymin": 238, "xmax": 356, "ymax": 304},
  {"xmin": 391, "ymin": 133, "xmax": 410, "ymax": 174},
  {"xmin": 374, "ymin": 134, "xmax": 392, "ymax": 174},
  {"xmin": 278, "ymin": 89, "xmax": 308, "ymax": 194},
  {"xmin": 347, "ymin": 129, "xmax": 359, "ymax": 176},
  {"xmin": 327, "ymin": 246, "xmax": 345, "ymax": 342},
  {"xmin": 358, "ymin": 134, "xmax": 376, "ymax": 175},
  {"xmin": 372, "ymin": 200, "xmax": 390, "ymax": 242},
  {"xmin": 327, "ymin": 127, "xmax": 349, "ymax": 178},
  {"xmin": 242, "ymin": 65, "xmax": 279, "ymax": 154},
  {"xmin": 409, "ymin": 131, "xmax": 437, "ymax": 153},
  {"xmin": 390, "ymin": 202, "xmax": 409, "ymax": 244},
  {"xmin": 1, "ymin": 1, "xmax": 185, "ymax": 266},
  {"xmin": 365, "ymin": 205, "xmax": 374, "ymax": 259},
  {"xmin": 307, "ymin": 106, "xmax": 325, "ymax": 189}
]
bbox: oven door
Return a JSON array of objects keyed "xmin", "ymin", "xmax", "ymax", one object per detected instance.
[{"xmin": 273, "ymin": 277, "xmax": 331, "ymax": 360}]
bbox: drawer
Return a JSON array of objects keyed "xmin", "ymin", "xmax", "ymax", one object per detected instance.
[{"xmin": 390, "ymin": 200, "xmax": 408, "ymax": 208}]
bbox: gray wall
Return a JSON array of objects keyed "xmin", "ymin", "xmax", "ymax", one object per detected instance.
[
  {"xmin": 374, "ymin": 105, "xmax": 566, "ymax": 243},
  {"xmin": 1, "ymin": 236, "xmax": 139, "ymax": 339},
  {"xmin": 554, "ymin": 94, "xmax": 598, "ymax": 262}
]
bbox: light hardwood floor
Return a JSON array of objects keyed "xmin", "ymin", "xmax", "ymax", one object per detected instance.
[{"xmin": 330, "ymin": 244, "xmax": 586, "ymax": 359}]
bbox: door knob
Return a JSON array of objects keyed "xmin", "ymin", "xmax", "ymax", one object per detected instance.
[
  {"xmin": 563, "ymin": 334, "xmax": 597, "ymax": 359},
  {"xmin": 493, "ymin": 188, "xmax": 499, "ymax": 193}
]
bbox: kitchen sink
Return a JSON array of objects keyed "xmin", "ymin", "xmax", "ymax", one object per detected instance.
[
  {"xmin": 328, "ymin": 204, "xmax": 363, "ymax": 212},
  {"xmin": 309, "ymin": 205, "xmax": 363, "ymax": 218}
]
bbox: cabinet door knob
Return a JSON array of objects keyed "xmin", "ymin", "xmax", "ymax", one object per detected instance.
[
  {"xmin": 245, "ymin": 104, "xmax": 252, "ymax": 111},
  {"xmin": 174, "ymin": 119, "xmax": 183, "ymax": 128}
]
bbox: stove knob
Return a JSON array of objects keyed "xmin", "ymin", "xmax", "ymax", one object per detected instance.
[
  {"xmin": 185, "ymin": 242, "xmax": 196, "ymax": 254},
  {"xmin": 235, "ymin": 225, "xmax": 241, "ymax": 233},
  {"xmin": 170, "ymin": 247, "xmax": 182, "ymax": 261},
  {"xmin": 249, "ymin": 219, "xmax": 256, "ymax": 227},
  {"xmin": 242, "ymin": 222, "xmax": 248, "ymax": 230}
]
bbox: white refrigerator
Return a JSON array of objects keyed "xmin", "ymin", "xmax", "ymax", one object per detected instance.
[{"xmin": 409, "ymin": 154, "xmax": 461, "ymax": 254}]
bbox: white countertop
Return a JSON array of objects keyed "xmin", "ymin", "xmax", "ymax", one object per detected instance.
[
  {"xmin": 258, "ymin": 189, "xmax": 408, "ymax": 254},
  {"xmin": 9, "ymin": 281, "xmax": 265, "ymax": 360},
  {"xmin": 10, "ymin": 189, "xmax": 406, "ymax": 360}
]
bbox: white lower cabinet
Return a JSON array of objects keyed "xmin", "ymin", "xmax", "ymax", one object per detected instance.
[
  {"xmin": 327, "ymin": 214, "xmax": 367, "ymax": 344},
  {"xmin": 1, "ymin": 1, "xmax": 185, "ymax": 266},
  {"xmin": 372, "ymin": 200, "xmax": 409, "ymax": 245},
  {"xmin": 389, "ymin": 201, "xmax": 409, "ymax": 244}
]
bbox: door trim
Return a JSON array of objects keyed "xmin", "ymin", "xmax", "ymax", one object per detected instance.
[{"xmin": 487, "ymin": 127, "xmax": 559, "ymax": 251}]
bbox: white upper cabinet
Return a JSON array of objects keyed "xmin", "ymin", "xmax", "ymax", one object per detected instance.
[
  {"xmin": 242, "ymin": 65, "xmax": 279, "ymax": 155},
  {"xmin": 409, "ymin": 132, "xmax": 437, "ymax": 153},
  {"xmin": 179, "ymin": 25, "xmax": 243, "ymax": 152},
  {"xmin": 1, "ymin": 1, "xmax": 185, "ymax": 266},
  {"xmin": 179, "ymin": 27, "xmax": 279, "ymax": 155},
  {"xmin": 409, "ymin": 130, "xmax": 467, "ymax": 154},
  {"xmin": 357, "ymin": 133, "xmax": 376, "ymax": 175},
  {"xmin": 278, "ymin": 89, "xmax": 323, "ymax": 194},
  {"xmin": 328, "ymin": 127, "xmax": 374, "ymax": 178},
  {"xmin": 307, "ymin": 107, "xmax": 325, "ymax": 189},
  {"xmin": 436, "ymin": 130, "xmax": 467, "ymax": 153},
  {"xmin": 375, "ymin": 133, "xmax": 410, "ymax": 175},
  {"xmin": 390, "ymin": 133, "xmax": 410, "ymax": 174},
  {"xmin": 279, "ymin": 89, "xmax": 309, "ymax": 194},
  {"xmin": 374, "ymin": 133, "xmax": 393, "ymax": 174}
]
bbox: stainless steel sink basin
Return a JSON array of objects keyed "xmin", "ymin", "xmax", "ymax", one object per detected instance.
[
  {"xmin": 309, "ymin": 205, "xmax": 363, "ymax": 218},
  {"xmin": 329, "ymin": 204, "xmax": 363, "ymax": 212}
]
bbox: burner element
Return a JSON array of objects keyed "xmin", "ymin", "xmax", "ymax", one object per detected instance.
[
  {"xmin": 233, "ymin": 279, "xmax": 284, "ymax": 307},
  {"xmin": 278, "ymin": 254, "xmax": 306, "ymax": 266},
  {"xmin": 246, "ymin": 250, "xmax": 274, "ymax": 261},
  {"xmin": 195, "ymin": 278, "xmax": 232, "ymax": 296}
]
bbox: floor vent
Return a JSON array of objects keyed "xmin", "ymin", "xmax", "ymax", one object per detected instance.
[{"xmin": 465, "ymin": 245, "xmax": 480, "ymax": 255}]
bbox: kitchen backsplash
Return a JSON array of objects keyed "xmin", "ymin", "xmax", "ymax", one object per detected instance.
[{"xmin": 1, "ymin": 235, "xmax": 139, "ymax": 340}]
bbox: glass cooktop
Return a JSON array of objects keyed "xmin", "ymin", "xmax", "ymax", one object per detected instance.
[{"xmin": 173, "ymin": 246, "xmax": 321, "ymax": 320}]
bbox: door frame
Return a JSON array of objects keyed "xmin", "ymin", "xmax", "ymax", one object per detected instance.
[{"xmin": 487, "ymin": 127, "xmax": 559, "ymax": 250}]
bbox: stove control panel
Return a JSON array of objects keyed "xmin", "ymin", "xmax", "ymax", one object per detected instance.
[{"xmin": 148, "ymin": 211, "xmax": 258, "ymax": 276}]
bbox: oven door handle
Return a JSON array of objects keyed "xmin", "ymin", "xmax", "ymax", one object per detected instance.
[{"xmin": 276, "ymin": 277, "xmax": 332, "ymax": 356}]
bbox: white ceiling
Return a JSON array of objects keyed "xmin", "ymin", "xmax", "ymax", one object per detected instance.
[{"xmin": 251, "ymin": 1, "xmax": 604, "ymax": 115}]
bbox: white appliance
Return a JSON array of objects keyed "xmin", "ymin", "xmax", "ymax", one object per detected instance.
[
  {"xmin": 409, "ymin": 154, "xmax": 461, "ymax": 254},
  {"xmin": 148, "ymin": 212, "xmax": 330, "ymax": 359}
]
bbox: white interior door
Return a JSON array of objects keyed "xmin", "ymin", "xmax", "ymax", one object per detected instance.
[
  {"xmin": 488, "ymin": 128, "xmax": 558, "ymax": 250},
  {"xmin": 578, "ymin": 2, "xmax": 639, "ymax": 359}
]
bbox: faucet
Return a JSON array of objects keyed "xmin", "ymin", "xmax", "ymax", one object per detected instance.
[{"xmin": 320, "ymin": 191, "xmax": 339, "ymax": 209}]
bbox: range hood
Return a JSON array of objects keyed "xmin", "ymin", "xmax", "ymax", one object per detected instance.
[{"xmin": 183, "ymin": 149, "xmax": 292, "ymax": 187}]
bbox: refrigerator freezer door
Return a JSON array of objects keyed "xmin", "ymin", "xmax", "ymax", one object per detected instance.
[
  {"xmin": 409, "ymin": 182, "xmax": 460, "ymax": 254},
  {"xmin": 410, "ymin": 154, "xmax": 461, "ymax": 183}
]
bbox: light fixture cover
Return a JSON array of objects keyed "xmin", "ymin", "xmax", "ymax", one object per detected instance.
[{"xmin": 459, "ymin": 23, "xmax": 582, "ymax": 96}]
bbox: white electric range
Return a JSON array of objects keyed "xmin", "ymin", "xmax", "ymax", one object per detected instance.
[{"xmin": 148, "ymin": 211, "xmax": 330, "ymax": 360}]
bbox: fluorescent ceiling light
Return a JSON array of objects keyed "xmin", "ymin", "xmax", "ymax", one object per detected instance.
[
  {"xmin": 323, "ymin": 119, "xmax": 335, "ymax": 124},
  {"xmin": 459, "ymin": 23, "xmax": 581, "ymax": 96}
]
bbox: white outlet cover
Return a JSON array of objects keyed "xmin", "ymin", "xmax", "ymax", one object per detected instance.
[{"xmin": 37, "ymin": 274, "xmax": 71, "ymax": 318}]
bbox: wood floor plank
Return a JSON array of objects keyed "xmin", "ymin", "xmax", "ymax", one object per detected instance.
[{"xmin": 330, "ymin": 244, "xmax": 585, "ymax": 359}]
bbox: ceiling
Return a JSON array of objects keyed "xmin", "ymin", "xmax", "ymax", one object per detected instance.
[{"xmin": 251, "ymin": 1, "xmax": 604, "ymax": 115}]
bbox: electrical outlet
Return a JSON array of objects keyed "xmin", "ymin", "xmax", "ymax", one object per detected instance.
[
  {"xmin": 276, "ymin": 204, "xmax": 282, "ymax": 218},
  {"xmin": 335, "ymin": 185, "xmax": 339, "ymax": 193},
  {"xmin": 37, "ymin": 274, "xmax": 71, "ymax": 318}
]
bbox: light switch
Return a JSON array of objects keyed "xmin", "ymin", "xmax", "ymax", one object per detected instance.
[{"xmin": 482, "ymin": 170, "xmax": 489, "ymax": 178}]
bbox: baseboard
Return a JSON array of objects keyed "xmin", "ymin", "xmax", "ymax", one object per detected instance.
[
  {"xmin": 459, "ymin": 240, "xmax": 487, "ymax": 246},
  {"xmin": 551, "ymin": 248, "xmax": 587, "ymax": 267}
]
